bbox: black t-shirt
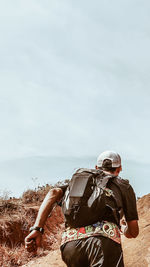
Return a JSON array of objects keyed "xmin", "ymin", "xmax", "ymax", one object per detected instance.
[
  {"xmin": 105, "ymin": 176, "xmax": 139, "ymax": 222},
  {"xmin": 58, "ymin": 174, "xmax": 138, "ymax": 225}
]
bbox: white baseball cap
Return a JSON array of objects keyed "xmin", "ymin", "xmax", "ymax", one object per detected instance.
[{"xmin": 97, "ymin": 151, "xmax": 121, "ymax": 168}]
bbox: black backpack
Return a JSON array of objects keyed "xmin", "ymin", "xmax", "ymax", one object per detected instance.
[{"xmin": 61, "ymin": 168, "xmax": 120, "ymax": 228}]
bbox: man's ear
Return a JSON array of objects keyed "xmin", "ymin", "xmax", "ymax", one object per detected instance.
[{"xmin": 116, "ymin": 166, "xmax": 122, "ymax": 175}]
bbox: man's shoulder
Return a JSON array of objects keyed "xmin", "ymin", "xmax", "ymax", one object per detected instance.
[
  {"xmin": 113, "ymin": 176, "xmax": 130, "ymax": 189},
  {"xmin": 56, "ymin": 181, "xmax": 70, "ymax": 195}
]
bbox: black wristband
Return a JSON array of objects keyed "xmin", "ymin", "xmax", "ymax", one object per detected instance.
[{"xmin": 29, "ymin": 226, "xmax": 44, "ymax": 234}]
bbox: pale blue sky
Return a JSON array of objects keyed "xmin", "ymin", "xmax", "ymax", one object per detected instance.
[{"xmin": 0, "ymin": 1, "xmax": 150, "ymax": 196}]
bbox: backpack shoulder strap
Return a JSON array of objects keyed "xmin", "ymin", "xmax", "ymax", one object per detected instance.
[{"xmin": 100, "ymin": 175, "xmax": 113, "ymax": 188}]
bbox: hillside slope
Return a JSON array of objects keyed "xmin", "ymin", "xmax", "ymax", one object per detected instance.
[
  {"xmin": 22, "ymin": 194, "xmax": 150, "ymax": 267},
  {"xmin": 122, "ymin": 194, "xmax": 150, "ymax": 267}
]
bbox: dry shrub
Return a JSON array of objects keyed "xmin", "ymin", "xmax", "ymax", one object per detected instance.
[
  {"xmin": 0, "ymin": 206, "xmax": 64, "ymax": 267},
  {"xmin": 0, "ymin": 207, "xmax": 38, "ymax": 248},
  {"xmin": 21, "ymin": 180, "xmax": 69, "ymax": 205},
  {"xmin": 22, "ymin": 184, "xmax": 52, "ymax": 204},
  {"xmin": 0, "ymin": 244, "xmax": 29, "ymax": 266},
  {"xmin": 22, "ymin": 189, "xmax": 39, "ymax": 204},
  {"xmin": 0, "ymin": 244, "xmax": 49, "ymax": 267},
  {"xmin": 0, "ymin": 181, "xmax": 66, "ymax": 266},
  {"xmin": 0, "ymin": 206, "xmax": 41, "ymax": 266},
  {"xmin": 0, "ymin": 200, "xmax": 19, "ymax": 216},
  {"xmin": 0, "ymin": 189, "xmax": 11, "ymax": 201}
]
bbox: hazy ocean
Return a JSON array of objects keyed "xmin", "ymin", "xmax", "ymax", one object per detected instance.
[{"xmin": 0, "ymin": 156, "xmax": 149, "ymax": 198}]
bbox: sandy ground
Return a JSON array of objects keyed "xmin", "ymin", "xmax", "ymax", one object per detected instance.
[{"xmin": 22, "ymin": 249, "xmax": 66, "ymax": 267}]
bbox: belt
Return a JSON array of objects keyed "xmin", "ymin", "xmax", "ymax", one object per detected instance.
[{"xmin": 61, "ymin": 221, "xmax": 121, "ymax": 245}]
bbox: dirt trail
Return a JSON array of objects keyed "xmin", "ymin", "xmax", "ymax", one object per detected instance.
[{"xmin": 22, "ymin": 249, "xmax": 66, "ymax": 267}]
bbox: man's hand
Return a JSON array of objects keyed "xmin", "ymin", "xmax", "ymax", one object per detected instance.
[
  {"xmin": 25, "ymin": 230, "xmax": 42, "ymax": 253},
  {"xmin": 120, "ymin": 218, "xmax": 139, "ymax": 238}
]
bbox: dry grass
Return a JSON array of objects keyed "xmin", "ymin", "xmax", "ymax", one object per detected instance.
[
  {"xmin": 0, "ymin": 244, "xmax": 30, "ymax": 267},
  {"xmin": 0, "ymin": 244, "xmax": 50, "ymax": 267}
]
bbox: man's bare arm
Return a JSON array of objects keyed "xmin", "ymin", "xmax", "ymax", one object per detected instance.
[
  {"xmin": 25, "ymin": 187, "xmax": 63, "ymax": 252},
  {"xmin": 33, "ymin": 188, "xmax": 63, "ymax": 228}
]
